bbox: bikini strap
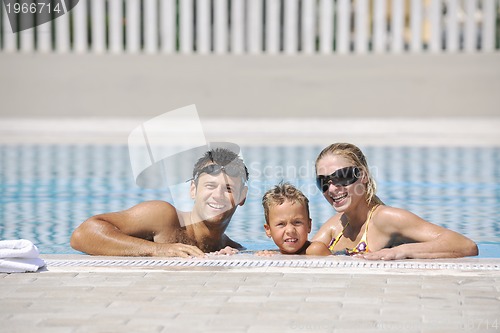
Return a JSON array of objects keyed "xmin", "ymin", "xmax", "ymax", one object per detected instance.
[{"xmin": 359, "ymin": 204, "xmax": 380, "ymax": 244}]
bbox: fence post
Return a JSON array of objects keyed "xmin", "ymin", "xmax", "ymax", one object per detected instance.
[
  {"xmin": 160, "ymin": 0, "xmax": 176, "ymax": 53},
  {"xmin": 231, "ymin": 0, "xmax": 245, "ymax": 54},
  {"xmin": 284, "ymin": 0, "xmax": 299, "ymax": 54},
  {"xmin": 265, "ymin": 0, "xmax": 280, "ymax": 54},
  {"xmin": 428, "ymin": 0, "xmax": 441, "ymax": 53},
  {"xmin": 109, "ymin": 0, "xmax": 123, "ymax": 54},
  {"xmin": 73, "ymin": 0, "xmax": 88, "ymax": 53},
  {"xmin": 144, "ymin": 0, "xmax": 159, "ymax": 54},
  {"xmin": 373, "ymin": 0, "xmax": 387, "ymax": 53},
  {"xmin": 126, "ymin": 0, "xmax": 141, "ymax": 53},
  {"xmin": 336, "ymin": 0, "xmax": 350, "ymax": 54},
  {"xmin": 464, "ymin": 0, "xmax": 478, "ymax": 52},
  {"xmin": 91, "ymin": 0, "xmax": 106, "ymax": 53},
  {"xmin": 354, "ymin": 0, "xmax": 368, "ymax": 54},
  {"xmin": 248, "ymin": 0, "xmax": 263, "ymax": 54},
  {"xmin": 319, "ymin": 0, "xmax": 333, "ymax": 54},
  {"xmin": 302, "ymin": 0, "xmax": 316, "ymax": 54},
  {"xmin": 390, "ymin": 0, "xmax": 404, "ymax": 53},
  {"xmin": 445, "ymin": 0, "xmax": 459, "ymax": 53},
  {"xmin": 214, "ymin": 0, "xmax": 228, "ymax": 54},
  {"xmin": 482, "ymin": 0, "xmax": 497, "ymax": 52},
  {"xmin": 410, "ymin": 0, "xmax": 423, "ymax": 53}
]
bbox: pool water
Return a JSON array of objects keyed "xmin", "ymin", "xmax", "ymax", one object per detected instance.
[{"xmin": 0, "ymin": 144, "xmax": 499, "ymax": 257}]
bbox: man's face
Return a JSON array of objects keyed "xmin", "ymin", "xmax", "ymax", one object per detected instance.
[{"xmin": 190, "ymin": 171, "xmax": 247, "ymax": 225}]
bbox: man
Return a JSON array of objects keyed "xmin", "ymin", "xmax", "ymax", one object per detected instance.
[{"xmin": 70, "ymin": 148, "xmax": 249, "ymax": 257}]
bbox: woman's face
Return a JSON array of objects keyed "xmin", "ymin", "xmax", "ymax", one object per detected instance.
[{"xmin": 316, "ymin": 154, "xmax": 367, "ymax": 212}]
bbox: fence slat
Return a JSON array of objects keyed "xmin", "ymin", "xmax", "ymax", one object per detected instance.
[
  {"xmin": 302, "ymin": 0, "xmax": 315, "ymax": 54},
  {"xmin": 56, "ymin": 9, "xmax": 70, "ymax": 53},
  {"xmin": 482, "ymin": 0, "xmax": 496, "ymax": 52},
  {"xmin": 428, "ymin": 0, "xmax": 441, "ymax": 52},
  {"xmin": 231, "ymin": 0, "xmax": 244, "ymax": 54},
  {"xmin": 180, "ymin": 0, "xmax": 193, "ymax": 54},
  {"xmin": 2, "ymin": 6, "xmax": 17, "ymax": 52},
  {"xmin": 73, "ymin": 0, "xmax": 88, "ymax": 53},
  {"xmin": 373, "ymin": 0, "xmax": 387, "ymax": 53},
  {"xmin": 196, "ymin": 0, "xmax": 210, "ymax": 54},
  {"xmin": 354, "ymin": 0, "xmax": 368, "ymax": 54},
  {"xmin": 446, "ymin": 0, "xmax": 459, "ymax": 52},
  {"xmin": 144, "ymin": 0, "xmax": 158, "ymax": 54},
  {"xmin": 248, "ymin": 0, "xmax": 262, "ymax": 54},
  {"xmin": 283, "ymin": 0, "xmax": 298, "ymax": 54},
  {"xmin": 410, "ymin": 0, "xmax": 422, "ymax": 52},
  {"xmin": 464, "ymin": 0, "xmax": 478, "ymax": 52},
  {"xmin": 126, "ymin": 0, "xmax": 141, "ymax": 53},
  {"xmin": 265, "ymin": 0, "xmax": 280, "ymax": 54},
  {"xmin": 390, "ymin": 0, "xmax": 404, "ymax": 53},
  {"xmin": 20, "ymin": 15, "xmax": 35, "ymax": 52},
  {"xmin": 91, "ymin": 0, "xmax": 106, "ymax": 53},
  {"xmin": 109, "ymin": 0, "xmax": 123, "ymax": 54},
  {"xmin": 214, "ymin": 0, "xmax": 228, "ymax": 54},
  {"xmin": 160, "ymin": 0, "xmax": 176, "ymax": 53},
  {"xmin": 319, "ymin": 0, "xmax": 333, "ymax": 54},
  {"xmin": 37, "ymin": 21, "xmax": 52, "ymax": 53},
  {"xmin": 336, "ymin": 0, "xmax": 350, "ymax": 53}
]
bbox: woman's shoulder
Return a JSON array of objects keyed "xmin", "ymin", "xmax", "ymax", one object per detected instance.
[{"xmin": 371, "ymin": 205, "xmax": 422, "ymax": 232}]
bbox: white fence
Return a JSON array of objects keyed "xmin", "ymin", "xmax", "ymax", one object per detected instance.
[{"xmin": 1, "ymin": 0, "xmax": 499, "ymax": 54}]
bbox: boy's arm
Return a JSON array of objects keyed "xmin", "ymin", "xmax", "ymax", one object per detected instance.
[
  {"xmin": 305, "ymin": 241, "xmax": 331, "ymax": 256},
  {"xmin": 70, "ymin": 201, "xmax": 204, "ymax": 257}
]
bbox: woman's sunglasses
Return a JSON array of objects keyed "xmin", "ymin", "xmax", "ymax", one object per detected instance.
[{"xmin": 316, "ymin": 166, "xmax": 361, "ymax": 192}]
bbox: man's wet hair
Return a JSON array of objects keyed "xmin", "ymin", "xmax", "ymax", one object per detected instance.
[{"xmin": 192, "ymin": 148, "xmax": 249, "ymax": 184}]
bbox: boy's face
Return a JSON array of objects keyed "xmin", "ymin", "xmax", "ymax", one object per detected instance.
[{"xmin": 264, "ymin": 200, "xmax": 311, "ymax": 254}]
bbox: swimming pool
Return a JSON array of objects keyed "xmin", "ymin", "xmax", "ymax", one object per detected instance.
[{"xmin": 0, "ymin": 144, "xmax": 499, "ymax": 257}]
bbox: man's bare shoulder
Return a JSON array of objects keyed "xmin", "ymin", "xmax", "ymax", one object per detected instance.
[{"xmin": 124, "ymin": 200, "xmax": 182, "ymax": 231}]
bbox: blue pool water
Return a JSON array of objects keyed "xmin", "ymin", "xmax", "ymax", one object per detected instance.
[{"xmin": 0, "ymin": 144, "xmax": 499, "ymax": 257}]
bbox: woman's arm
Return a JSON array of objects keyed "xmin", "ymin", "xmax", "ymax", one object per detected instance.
[{"xmin": 360, "ymin": 207, "xmax": 478, "ymax": 260}]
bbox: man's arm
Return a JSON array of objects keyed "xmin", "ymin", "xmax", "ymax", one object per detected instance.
[{"xmin": 70, "ymin": 201, "xmax": 205, "ymax": 257}]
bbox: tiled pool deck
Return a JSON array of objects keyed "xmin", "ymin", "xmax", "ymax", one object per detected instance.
[{"xmin": 2, "ymin": 254, "xmax": 500, "ymax": 333}]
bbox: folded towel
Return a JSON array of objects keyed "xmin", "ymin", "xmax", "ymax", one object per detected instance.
[
  {"xmin": 0, "ymin": 239, "xmax": 46, "ymax": 273},
  {"xmin": 0, "ymin": 258, "xmax": 46, "ymax": 273},
  {"xmin": 0, "ymin": 239, "xmax": 40, "ymax": 259}
]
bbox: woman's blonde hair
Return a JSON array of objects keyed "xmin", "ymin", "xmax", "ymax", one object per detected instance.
[{"xmin": 315, "ymin": 143, "xmax": 383, "ymax": 205}]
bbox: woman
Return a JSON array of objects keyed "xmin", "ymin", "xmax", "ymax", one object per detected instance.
[{"xmin": 310, "ymin": 143, "xmax": 478, "ymax": 260}]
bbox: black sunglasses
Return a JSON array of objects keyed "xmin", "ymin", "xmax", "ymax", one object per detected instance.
[
  {"xmin": 192, "ymin": 164, "xmax": 247, "ymax": 182},
  {"xmin": 316, "ymin": 166, "xmax": 361, "ymax": 192}
]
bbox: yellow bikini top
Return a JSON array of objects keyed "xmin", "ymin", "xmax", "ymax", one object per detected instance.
[{"xmin": 328, "ymin": 204, "xmax": 380, "ymax": 255}]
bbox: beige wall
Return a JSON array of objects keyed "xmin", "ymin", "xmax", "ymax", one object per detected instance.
[{"xmin": 0, "ymin": 54, "xmax": 499, "ymax": 118}]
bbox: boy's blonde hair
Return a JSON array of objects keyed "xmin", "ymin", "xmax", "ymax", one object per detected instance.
[
  {"xmin": 262, "ymin": 182, "xmax": 310, "ymax": 224},
  {"xmin": 315, "ymin": 143, "xmax": 384, "ymax": 205}
]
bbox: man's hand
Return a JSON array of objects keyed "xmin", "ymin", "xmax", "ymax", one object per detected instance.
[
  {"xmin": 209, "ymin": 246, "xmax": 239, "ymax": 256},
  {"xmin": 155, "ymin": 243, "xmax": 206, "ymax": 258}
]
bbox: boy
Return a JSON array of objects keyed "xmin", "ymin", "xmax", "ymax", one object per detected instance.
[{"xmin": 260, "ymin": 183, "xmax": 330, "ymax": 255}]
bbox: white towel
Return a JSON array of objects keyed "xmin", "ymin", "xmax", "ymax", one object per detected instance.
[
  {"xmin": 0, "ymin": 239, "xmax": 40, "ymax": 259},
  {"xmin": 0, "ymin": 258, "xmax": 46, "ymax": 273},
  {"xmin": 0, "ymin": 239, "xmax": 46, "ymax": 273}
]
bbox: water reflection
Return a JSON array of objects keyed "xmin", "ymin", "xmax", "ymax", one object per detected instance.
[{"xmin": 0, "ymin": 144, "xmax": 498, "ymax": 254}]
